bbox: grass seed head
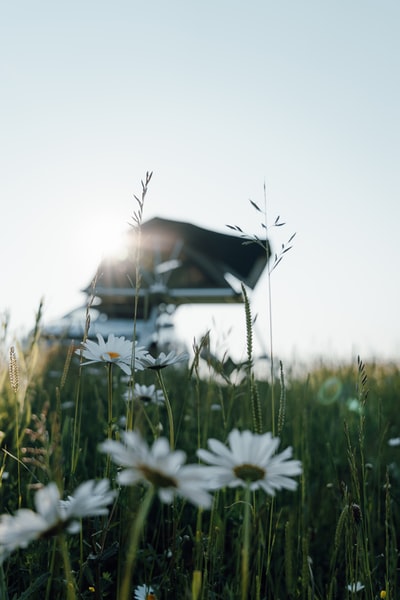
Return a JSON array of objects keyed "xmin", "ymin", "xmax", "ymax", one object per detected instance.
[{"xmin": 8, "ymin": 346, "xmax": 19, "ymax": 394}]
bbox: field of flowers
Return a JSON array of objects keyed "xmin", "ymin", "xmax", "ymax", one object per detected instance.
[
  {"xmin": 2, "ymin": 309, "xmax": 400, "ymax": 600},
  {"xmin": 1, "ymin": 184, "xmax": 400, "ymax": 599}
]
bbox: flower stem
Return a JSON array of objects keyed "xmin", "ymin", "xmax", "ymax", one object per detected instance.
[
  {"xmin": 156, "ymin": 371, "xmax": 175, "ymax": 449},
  {"xmin": 107, "ymin": 364, "xmax": 114, "ymax": 440},
  {"xmin": 104, "ymin": 364, "xmax": 114, "ymax": 478},
  {"xmin": 241, "ymin": 485, "xmax": 252, "ymax": 600},
  {"xmin": 119, "ymin": 485, "xmax": 155, "ymax": 600},
  {"xmin": 59, "ymin": 533, "xmax": 77, "ymax": 600}
]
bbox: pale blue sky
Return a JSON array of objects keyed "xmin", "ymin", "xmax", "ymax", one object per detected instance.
[{"xmin": 1, "ymin": 1, "xmax": 399, "ymax": 365}]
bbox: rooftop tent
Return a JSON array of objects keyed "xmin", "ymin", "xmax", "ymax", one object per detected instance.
[{"xmin": 84, "ymin": 217, "xmax": 269, "ymax": 316}]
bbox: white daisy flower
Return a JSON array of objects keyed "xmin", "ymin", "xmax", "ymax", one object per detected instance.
[
  {"xmin": 138, "ymin": 351, "xmax": 189, "ymax": 371},
  {"xmin": 134, "ymin": 583, "xmax": 157, "ymax": 599},
  {"xmin": 388, "ymin": 437, "xmax": 400, "ymax": 447},
  {"xmin": 131, "ymin": 383, "xmax": 165, "ymax": 405},
  {"xmin": 0, "ymin": 483, "xmax": 62, "ymax": 559},
  {"xmin": 60, "ymin": 479, "xmax": 117, "ymax": 520},
  {"xmin": 0, "ymin": 479, "xmax": 116, "ymax": 563},
  {"xmin": 347, "ymin": 581, "xmax": 365, "ymax": 592},
  {"xmin": 76, "ymin": 333, "xmax": 147, "ymax": 375},
  {"xmin": 0, "ymin": 510, "xmax": 48, "ymax": 564},
  {"xmin": 197, "ymin": 429, "xmax": 302, "ymax": 495},
  {"xmin": 99, "ymin": 431, "xmax": 212, "ymax": 508}
]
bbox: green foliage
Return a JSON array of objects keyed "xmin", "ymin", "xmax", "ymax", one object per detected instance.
[{"xmin": 1, "ymin": 335, "xmax": 400, "ymax": 599}]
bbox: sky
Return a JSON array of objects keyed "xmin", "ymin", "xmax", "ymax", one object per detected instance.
[{"xmin": 1, "ymin": 1, "xmax": 400, "ymax": 368}]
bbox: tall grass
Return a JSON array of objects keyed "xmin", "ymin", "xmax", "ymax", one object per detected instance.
[{"xmin": 0, "ymin": 186, "xmax": 399, "ymax": 599}]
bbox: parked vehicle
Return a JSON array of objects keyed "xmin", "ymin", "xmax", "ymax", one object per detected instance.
[
  {"xmin": 40, "ymin": 302, "xmax": 186, "ymax": 356},
  {"xmin": 40, "ymin": 217, "xmax": 269, "ymax": 355}
]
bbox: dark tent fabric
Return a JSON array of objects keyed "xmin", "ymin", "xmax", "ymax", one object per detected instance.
[
  {"xmin": 139, "ymin": 217, "xmax": 269, "ymax": 289},
  {"xmin": 86, "ymin": 217, "xmax": 269, "ymax": 309}
]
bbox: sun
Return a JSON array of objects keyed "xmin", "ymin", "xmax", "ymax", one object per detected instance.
[
  {"xmin": 94, "ymin": 223, "xmax": 130, "ymax": 262},
  {"xmin": 74, "ymin": 214, "xmax": 132, "ymax": 291}
]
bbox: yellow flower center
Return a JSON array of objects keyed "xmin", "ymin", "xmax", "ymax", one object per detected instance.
[
  {"xmin": 105, "ymin": 351, "xmax": 121, "ymax": 360},
  {"xmin": 139, "ymin": 465, "xmax": 178, "ymax": 488},
  {"xmin": 233, "ymin": 463, "xmax": 266, "ymax": 482}
]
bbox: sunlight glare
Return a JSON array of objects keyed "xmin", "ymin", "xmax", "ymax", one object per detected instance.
[{"xmin": 75, "ymin": 216, "xmax": 131, "ymax": 289}]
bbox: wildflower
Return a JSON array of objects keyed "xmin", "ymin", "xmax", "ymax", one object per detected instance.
[
  {"xmin": 0, "ymin": 483, "xmax": 61, "ymax": 560},
  {"xmin": 0, "ymin": 479, "xmax": 116, "ymax": 563},
  {"xmin": 76, "ymin": 333, "xmax": 147, "ymax": 375},
  {"xmin": 197, "ymin": 429, "xmax": 302, "ymax": 494},
  {"xmin": 380, "ymin": 591, "xmax": 387, "ymax": 599},
  {"xmin": 60, "ymin": 479, "xmax": 117, "ymax": 520},
  {"xmin": 134, "ymin": 583, "xmax": 157, "ymax": 599},
  {"xmin": 138, "ymin": 350, "xmax": 189, "ymax": 370},
  {"xmin": 131, "ymin": 383, "xmax": 165, "ymax": 405},
  {"xmin": 388, "ymin": 437, "xmax": 400, "ymax": 447},
  {"xmin": 346, "ymin": 581, "xmax": 365, "ymax": 592},
  {"xmin": 99, "ymin": 431, "xmax": 212, "ymax": 508}
]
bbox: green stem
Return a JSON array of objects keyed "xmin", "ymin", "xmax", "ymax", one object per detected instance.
[
  {"xmin": 126, "ymin": 385, "xmax": 134, "ymax": 431},
  {"xmin": 104, "ymin": 364, "xmax": 115, "ymax": 478},
  {"xmin": 71, "ymin": 372, "xmax": 83, "ymax": 476},
  {"xmin": 14, "ymin": 393, "xmax": 21, "ymax": 508},
  {"xmin": 59, "ymin": 533, "xmax": 77, "ymax": 600},
  {"xmin": 119, "ymin": 485, "xmax": 155, "ymax": 600},
  {"xmin": 241, "ymin": 485, "xmax": 252, "ymax": 600},
  {"xmin": 265, "ymin": 496, "xmax": 275, "ymax": 578},
  {"xmin": 157, "ymin": 371, "xmax": 175, "ymax": 449},
  {"xmin": 0, "ymin": 565, "xmax": 9, "ymax": 600},
  {"xmin": 107, "ymin": 364, "xmax": 114, "ymax": 439}
]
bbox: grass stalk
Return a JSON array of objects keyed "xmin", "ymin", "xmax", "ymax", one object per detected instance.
[
  {"xmin": 156, "ymin": 370, "xmax": 175, "ymax": 449},
  {"xmin": 9, "ymin": 346, "xmax": 22, "ymax": 507},
  {"xmin": 128, "ymin": 170, "xmax": 153, "ymax": 426},
  {"xmin": 119, "ymin": 485, "xmax": 155, "ymax": 600},
  {"xmin": 14, "ymin": 394, "xmax": 21, "ymax": 509},
  {"xmin": 70, "ymin": 371, "xmax": 83, "ymax": 476},
  {"xmin": 242, "ymin": 283, "xmax": 262, "ymax": 434},
  {"xmin": 71, "ymin": 280, "xmax": 97, "ymax": 475},
  {"xmin": 262, "ymin": 183, "xmax": 276, "ymax": 435}
]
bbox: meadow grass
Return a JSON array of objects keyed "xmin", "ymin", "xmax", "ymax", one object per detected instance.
[
  {"xmin": 1, "ymin": 314, "xmax": 400, "ymax": 599},
  {"xmin": 0, "ymin": 190, "xmax": 399, "ymax": 599}
]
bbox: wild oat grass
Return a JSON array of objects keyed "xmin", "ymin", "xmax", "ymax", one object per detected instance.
[{"xmin": 0, "ymin": 186, "xmax": 399, "ymax": 599}]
